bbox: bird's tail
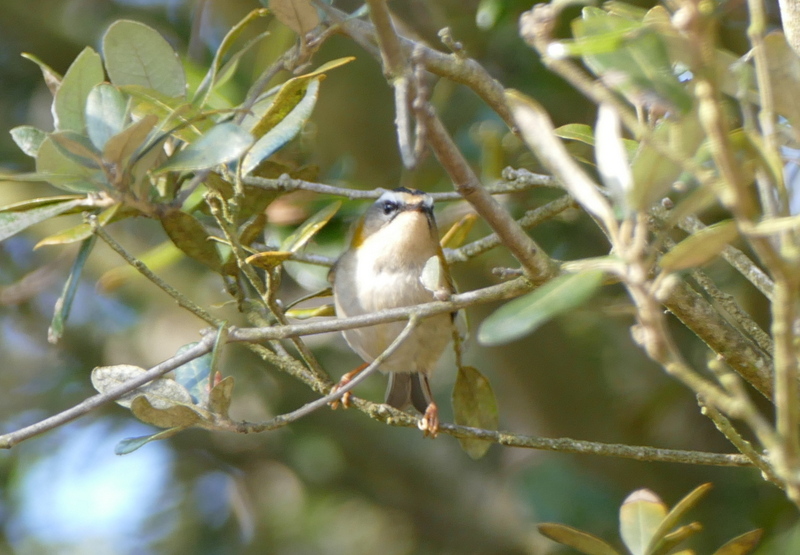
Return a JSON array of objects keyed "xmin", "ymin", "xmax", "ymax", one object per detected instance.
[{"xmin": 385, "ymin": 373, "xmax": 432, "ymax": 414}]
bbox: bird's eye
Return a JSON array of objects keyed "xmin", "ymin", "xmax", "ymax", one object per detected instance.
[{"xmin": 382, "ymin": 200, "xmax": 398, "ymax": 215}]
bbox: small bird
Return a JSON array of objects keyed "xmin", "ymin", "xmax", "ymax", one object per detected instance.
[{"xmin": 330, "ymin": 187, "xmax": 455, "ymax": 437}]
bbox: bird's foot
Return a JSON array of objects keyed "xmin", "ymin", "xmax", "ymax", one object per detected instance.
[
  {"xmin": 329, "ymin": 363, "xmax": 368, "ymax": 410},
  {"xmin": 418, "ymin": 402, "xmax": 439, "ymax": 438}
]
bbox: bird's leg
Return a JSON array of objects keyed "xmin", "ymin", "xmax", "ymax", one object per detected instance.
[
  {"xmin": 418, "ymin": 401, "xmax": 439, "ymax": 438},
  {"xmin": 329, "ymin": 362, "xmax": 369, "ymax": 410}
]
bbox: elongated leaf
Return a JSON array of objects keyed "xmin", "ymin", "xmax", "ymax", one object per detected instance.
[
  {"xmin": 440, "ymin": 213, "xmax": 478, "ymax": 249},
  {"xmin": 619, "ymin": 489, "xmax": 668, "ymax": 555},
  {"xmin": 86, "ymin": 83, "xmax": 128, "ymax": 150},
  {"xmin": 0, "ymin": 198, "xmax": 84, "ymax": 242},
  {"xmin": 285, "ymin": 304, "xmax": 336, "ymax": 319},
  {"xmin": 10, "ymin": 125, "xmax": 47, "ymax": 157},
  {"xmin": 0, "ymin": 195, "xmax": 83, "ymax": 213},
  {"xmin": 35, "ymin": 203, "xmax": 122, "ymax": 249},
  {"xmin": 242, "ymin": 77, "xmax": 320, "ymax": 175},
  {"xmin": 161, "ymin": 209, "xmax": 222, "ymax": 270},
  {"xmin": 595, "ymin": 103, "xmax": 632, "ymax": 209},
  {"xmin": 173, "ymin": 342, "xmax": 212, "ymax": 404},
  {"xmin": 114, "ymin": 427, "xmax": 184, "ymax": 455},
  {"xmin": 651, "ymin": 523, "xmax": 703, "ymax": 555},
  {"xmin": 712, "ymin": 529, "xmax": 763, "ymax": 555},
  {"xmin": 246, "ymin": 250, "xmax": 292, "ymax": 269},
  {"xmin": 98, "ymin": 240, "xmax": 183, "ymax": 292},
  {"xmin": 103, "ymin": 20, "xmax": 186, "ymax": 98},
  {"xmin": 478, "ymin": 270, "xmax": 605, "ymax": 346},
  {"xmin": 280, "ymin": 200, "xmax": 341, "ymax": 252},
  {"xmin": 21, "ymin": 52, "xmax": 62, "ymax": 95},
  {"xmin": 647, "ymin": 483, "xmax": 712, "ymax": 555},
  {"xmin": 659, "ymin": 220, "xmax": 739, "ymax": 273},
  {"xmin": 270, "ymin": 0, "xmax": 319, "ymax": 35},
  {"xmin": 193, "ymin": 8, "xmax": 270, "ymax": 105},
  {"xmin": 53, "ymin": 47, "xmax": 104, "ymax": 132},
  {"xmin": 156, "ymin": 122, "xmax": 252, "ymax": 173},
  {"xmin": 130, "ymin": 395, "xmax": 204, "ymax": 429},
  {"xmin": 452, "ymin": 366, "xmax": 499, "ymax": 459},
  {"xmin": 538, "ymin": 523, "xmax": 620, "ymax": 555},
  {"xmin": 36, "ymin": 136, "xmax": 104, "ymax": 193},
  {"xmin": 48, "ymin": 236, "xmax": 96, "ymax": 344},
  {"xmin": 50, "ymin": 131, "xmax": 103, "ymax": 168},
  {"xmin": 123, "ymin": 85, "xmax": 207, "ymax": 141},
  {"xmin": 90, "ymin": 364, "xmax": 194, "ymax": 409}
]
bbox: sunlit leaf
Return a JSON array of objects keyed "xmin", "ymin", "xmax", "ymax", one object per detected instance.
[
  {"xmin": 52, "ymin": 47, "xmax": 104, "ymax": 133},
  {"xmin": 123, "ymin": 85, "xmax": 207, "ymax": 141},
  {"xmin": 452, "ymin": 366, "xmax": 498, "ymax": 459},
  {"xmin": 659, "ymin": 220, "xmax": 738, "ymax": 273},
  {"xmin": 538, "ymin": 523, "xmax": 620, "ymax": 555},
  {"xmin": 0, "ymin": 196, "xmax": 84, "ymax": 213},
  {"xmin": 90, "ymin": 364, "xmax": 194, "ymax": 409},
  {"xmin": 103, "ymin": 19, "xmax": 186, "ymax": 98},
  {"xmin": 10, "ymin": 125, "xmax": 47, "ymax": 157},
  {"xmin": 155, "ymin": 122, "xmax": 253, "ymax": 173},
  {"xmin": 440, "ymin": 213, "xmax": 478, "ymax": 249},
  {"xmin": 35, "ymin": 203, "xmax": 123, "ymax": 249},
  {"xmin": 0, "ymin": 198, "xmax": 84, "ymax": 242},
  {"xmin": 651, "ymin": 523, "xmax": 703, "ymax": 555},
  {"xmin": 48, "ymin": 235, "xmax": 95, "ymax": 344},
  {"xmin": 246, "ymin": 250, "xmax": 292, "ymax": 269},
  {"xmin": 21, "ymin": 52, "xmax": 62, "ymax": 96},
  {"xmin": 619, "ymin": 489, "xmax": 668, "ymax": 555},
  {"xmin": 595, "ymin": 103, "xmax": 632, "ymax": 210},
  {"xmin": 85, "ymin": 83, "xmax": 128, "ymax": 150},
  {"xmin": 280, "ymin": 200, "xmax": 341, "ymax": 252},
  {"xmin": 160, "ymin": 209, "xmax": 222, "ymax": 270},
  {"xmin": 647, "ymin": 483, "xmax": 712, "ymax": 555},
  {"xmin": 114, "ymin": 427, "xmax": 184, "ymax": 455},
  {"xmin": 478, "ymin": 270, "xmax": 605, "ymax": 346},
  {"xmin": 103, "ymin": 114, "xmax": 159, "ymax": 168},
  {"xmin": 285, "ymin": 304, "xmax": 336, "ymax": 319},
  {"xmin": 711, "ymin": 529, "xmax": 763, "ymax": 555},
  {"xmin": 269, "ymin": 0, "xmax": 319, "ymax": 35},
  {"xmin": 242, "ymin": 77, "xmax": 321, "ymax": 175}
]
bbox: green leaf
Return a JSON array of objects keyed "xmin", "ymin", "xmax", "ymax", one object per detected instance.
[
  {"xmin": 85, "ymin": 83, "xmax": 128, "ymax": 150},
  {"xmin": 0, "ymin": 195, "xmax": 83, "ymax": 213},
  {"xmin": 103, "ymin": 20, "xmax": 186, "ymax": 98},
  {"xmin": 193, "ymin": 8, "xmax": 270, "ymax": 105},
  {"xmin": 10, "ymin": 125, "xmax": 47, "ymax": 157},
  {"xmin": 246, "ymin": 250, "xmax": 293, "ymax": 269},
  {"xmin": 242, "ymin": 77, "xmax": 321, "ymax": 175},
  {"xmin": 36, "ymin": 135, "xmax": 104, "ymax": 192},
  {"xmin": 659, "ymin": 220, "xmax": 739, "ymax": 273},
  {"xmin": 21, "ymin": 52, "xmax": 62, "ymax": 96},
  {"xmin": 0, "ymin": 198, "xmax": 84, "ymax": 242},
  {"xmin": 53, "ymin": 47, "xmax": 104, "ymax": 133},
  {"xmin": 209, "ymin": 376, "xmax": 235, "ymax": 418},
  {"xmin": 764, "ymin": 32, "xmax": 800, "ymax": 131},
  {"xmin": 538, "ymin": 523, "xmax": 620, "ymax": 555},
  {"xmin": 48, "ymin": 236, "xmax": 95, "ymax": 344},
  {"xmin": 123, "ymin": 85, "xmax": 208, "ymax": 141},
  {"xmin": 478, "ymin": 270, "xmax": 605, "ymax": 346},
  {"xmin": 285, "ymin": 304, "xmax": 336, "ymax": 319},
  {"xmin": 130, "ymin": 395, "xmax": 204, "ymax": 429},
  {"xmin": 647, "ymin": 483, "xmax": 712, "ymax": 555},
  {"xmin": 173, "ymin": 342, "xmax": 213, "ymax": 404},
  {"xmin": 160, "ymin": 209, "xmax": 222, "ymax": 270},
  {"xmin": 269, "ymin": 0, "xmax": 319, "ymax": 35},
  {"xmin": 50, "ymin": 131, "xmax": 103, "ymax": 168},
  {"xmin": 114, "ymin": 427, "xmax": 184, "ymax": 455},
  {"xmin": 619, "ymin": 489, "xmax": 668, "ymax": 555},
  {"xmin": 280, "ymin": 200, "xmax": 341, "ymax": 252},
  {"xmin": 452, "ymin": 366, "xmax": 499, "ymax": 459},
  {"xmin": 35, "ymin": 203, "xmax": 122, "ymax": 249},
  {"xmin": 650, "ymin": 523, "xmax": 703, "ymax": 555},
  {"xmin": 711, "ymin": 529, "xmax": 763, "ymax": 555},
  {"xmin": 555, "ymin": 123, "xmax": 596, "ymax": 145},
  {"xmin": 155, "ymin": 122, "xmax": 253, "ymax": 173},
  {"xmin": 90, "ymin": 364, "xmax": 194, "ymax": 409}
]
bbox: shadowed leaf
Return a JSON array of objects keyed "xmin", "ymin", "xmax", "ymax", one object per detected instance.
[
  {"xmin": 269, "ymin": 0, "xmax": 319, "ymax": 35},
  {"xmin": 114, "ymin": 427, "xmax": 184, "ymax": 455},
  {"xmin": 21, "ymin": 52, "xmax": 62, "ymax": 96},
  {"xmin": 647, "ymin": 483, "xmax": 712, "ymax": 555},
  {"xmin": 50, "ymin": 131, "xmax": 103, "ymax": 168},
  {"xmin": 538, "ymin": 523, "xmax": 620, "ymax": 555},
  {"xmin": 86, "ymin": 83, "xmax": 128, "ymax": 150},
  {"xmin": 161, "ymin": 209, "xmax": 222, "ymax": 270},
  {"xmin": 651, "ymin": 523, "xmax": 703, "ymax": 555},
  {"xmin": 155, "ymin": 122, "xmax": 252, "ymax": 173},
  {"xmin": 281, "ymin": 200, "xmax": 341, "ymax": 253},
  {"xmin": 130, "ymin": 395, "xmax": 204, "ymax": 429},
  {"xmin": 246, "ymin": 250, "xmax": 293, "ymax": 269},
  {"xmin": 48, "ymin": 235, "xmax": 96, "ymax": 344},
  {"xmin": 440, "ymin": 213, "xmax": 478, "ymax": 249},
  {"xmin": 173, "ymin": 342, "xmax": 213, "ymax": 404},
  {"xmin": 478, "ymin": 270, "xmax": 604, "ymax": 346},
  {"xmin": 0, "ymin": 198, "xmax": 84, "ymax": 242},
  {"xmin": 103, "ymin": 114, "xmax": 159, "ymax": 168},
  {"xmin": 209, "ymin": 376, "xmax": 235, "ymax": 418},
  {"xmin": 36, "ymin": 136, "xmax": 104, "ymax": 193},
  {"xmin": 103, "ymin": 20, "xmax": 186, "ymax": 98},
  {"xmin": 452, "ymin": 366, "xmax": 498, "ymax": 459},
  {"xmin": 35, "ymin": 204, "xmax": 122, "ymax": 249},
  {"xmin": 90, "ymin": 364, "xmax": 194, "ymax": 409}
]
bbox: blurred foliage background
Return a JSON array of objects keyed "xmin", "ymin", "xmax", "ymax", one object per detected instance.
[{"xmin": 0, "ymin": 0, "xmax": 797, "ymax": 554}]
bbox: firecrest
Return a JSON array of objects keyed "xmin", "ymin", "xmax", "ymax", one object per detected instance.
[{"xmin": 329, "ymin": 187, "xmax": 455, "ymax": 437}]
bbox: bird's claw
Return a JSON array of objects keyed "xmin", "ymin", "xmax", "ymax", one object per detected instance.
[{"xmin": 418, "ymin": 402, "xmax": 439, "ymax": 438}]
